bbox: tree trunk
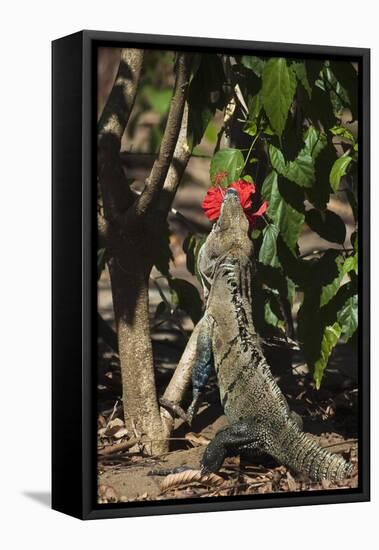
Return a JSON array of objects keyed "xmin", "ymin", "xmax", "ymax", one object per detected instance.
[{"xmin": 107, "ymin": 228, "xmax": 169, "ymax": 454}]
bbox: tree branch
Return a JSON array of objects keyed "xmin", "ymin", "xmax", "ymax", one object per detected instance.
[
  {"xmin": 160, "ymin": 321, "xmax": 202, "ymax": 433},
  {"xmin": 98, "ymin": 49, "xmax": 144, "ymax": 220},
  {"xmin": 156, "ymin": 102, "xmax": 191, "ymax": 215},
  {"xmin": 134, "ymin": 53, "xmax": 192, "ymax": 217},
  {"xmin": 98, "ymin": 48, "xmax": 144, "ymax": 145}
]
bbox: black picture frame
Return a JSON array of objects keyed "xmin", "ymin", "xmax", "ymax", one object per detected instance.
[{"xmin": 52, "ymin": 30, "xmax": 370, "ymax": 520}]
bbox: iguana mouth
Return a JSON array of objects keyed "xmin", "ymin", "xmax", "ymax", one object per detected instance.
[{"xmin": 217, "ymin": 187, "xmax": 245, "ymax": 230}]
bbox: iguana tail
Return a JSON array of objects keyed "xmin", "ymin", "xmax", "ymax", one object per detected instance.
[{"xmin": 274, "ymin": 422, "xmax": 353, "ymax": 481}]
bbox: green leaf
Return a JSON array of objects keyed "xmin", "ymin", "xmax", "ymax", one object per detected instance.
[
  {"xmin": 144, "ymin": 86, "xmax": 173, "ymax": 115},
  {"xmin": 329, "ymin": 155, "xmax": 352, "ymax": 192},
  {"xmin": 292, "ymin": 61, "xmax": 311, "ymax": 98},
  {"xmin": 262, "ymin": 172, "xmax": 305, "ymax": 251},
  {"xmin": 304, "ymin": 126, "xmax": 327, "ymax": 160},
  {"xmin": 329, "ymin": 125, "xmax": 355, "ymax": 142},
  {"xmin": 264, "ymin": 299, "xmax": 284, "ymax": 332},
  {"xmin": 244, "ymin": 120, "xmax": 258, "ymax": 137},
  {"xmin": 305, "ymin": 209, "xmax": 346, "ymax": 244},
  {"xmin": 303, "ymin": 80, "xmax": 336, "ymax": 132},
  {"xmin": 210, "ymin": 148, "xmax": 245, "ymax": 186},
  {"xmin": 277, "ymin": 237, "xmax": 311, "ymax": 287},
  {"xmin": 320, "ymin": 255, "xmax": 344, "ymax": 307},
  {"xmin": 262, "ymin": 58, "xmax": 296, "ymax": 137},
  {"xmin": 307, "ymin": 140, "xmax": 336, "ymax": 210},
  {"xmin": 314, "ymin": 322, "xmax": 342, "ymax": 389},
  {"xmin": 268, "ymin": 144, "xmax": 287, "ymax": 174},
  {"xmin": 269, "ymin": 126, "xmax": 326, "ymax": 189},
  {"xmin": 286, "ymin": 150, "xmax": 315, "ymax": 188},
  {"xmin": 259, "ymin": 224, "xmax": 280, "ymax": 267},
  {"xmin": 330, "ymin": 61, "xmax": 358, "ymax": 120},
  {"xmin": 337, "ymin": 294, "xmax": 358, "ymax": 342},
  {"xmin": 244, "ymin": 94, "xmax": 262, "ymax": 137},
  {"xmin": 344, "ymin": 253, "xmax": 358, "ymax": 275},
  {"xmin": 319, "ymin": 254, "xmax": 358, "ymax": 307},
  {"xmin": 241, "ymin": 56, "xmax": 265, "ymax": 77},
  {"xmin": 169, "ymin": 278, "xmax": 203, "ymax": 325},
  {"xmin": 269, "ymin": 145, "xmax": 315, "ymax": 188},
  {"xmin": 248, "ymin": 93, "xmax": 262, "ymax": 119}
]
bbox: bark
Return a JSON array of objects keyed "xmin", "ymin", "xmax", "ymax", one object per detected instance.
[
  {"xmin": 98, "ymin": 51, "xmax": 194, "ymax": 454},
  {"xmin": 107, "ymin": 234, "xmax": 169, "ymax": 454},
  {"xmin": 134, "ymin": 54, "xmax": 192, "ymax": 218},
  {"xmin": 98, "ymin": 49, "xmax": 144, "ymax": 219},
  {"xmin": 160, "ymin": 321, "xmax": 202, "ymax": 433},
  {"xmin": 157, "ymin": 103, "xmax": 191, "ymax": 215}
]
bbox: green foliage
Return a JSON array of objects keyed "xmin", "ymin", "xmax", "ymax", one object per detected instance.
[
  {"xmin": 292, "ymin": 61, "xmax": 311, "ymax": 98},
  {"xmin": 210, "ymin": 149, "xmax": 245, "ymax": 186},
  {"xmin": 261, "ymin": 58, "xmax": 296, "ymax": 137},
  {"xmin": 313, "ymin": 323, "xmax": 342, "ymax": 390},
  {"xmin": 330, "ymin": 155, "xmax": 352, "ymax": 192},
  {"xmin": 241, "ymin": 56, "xmax": 265, "ymax": 77},
  {"xmin": 178, "ymin": 53, "xmax": 358, "ymax": 388},
  {"xmin": 142, "ymin": 85, "xmax": 172, "ymax": 115},
  {"xmin": 262, "ymin": 171, "xmax": 305, "ymax": 251},
  {"xmin": 259, "ymin": 224, "xmax": 280, "ymax": 267},
  {"xmin": 337, "ymin": 294, "xmax": 358, "ymax": 342},
  {"xmin": 305, "ymin": 209, "xmax": 346, "ymax": 244}
]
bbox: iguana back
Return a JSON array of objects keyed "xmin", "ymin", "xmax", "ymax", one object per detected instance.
[{"xmin": 191, "ymin": 188, "xmax": 352, "ymax": 481}]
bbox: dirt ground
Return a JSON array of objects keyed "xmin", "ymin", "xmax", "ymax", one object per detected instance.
[{"xmin": 97, "ymin": 335, "xmax": 358, "ymax": 504}]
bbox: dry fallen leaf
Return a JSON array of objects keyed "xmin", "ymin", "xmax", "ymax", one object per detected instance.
[
  {"xmin": 286, "ymin": 471, "xmax": 297, "ymax": 492},
  {"xmin": 185, "ymin": 432, "xmax": 210, "ymax": 447},
  {"xmin": 160, "ymin": 469, "xmax": 224, "ymax": 493},
  {"xmin": 113, "ymin": 427, "xmax": 128, "ymax": 439},
  {"xmin": 98, "ymin": 484, "xmax": 119, "ymax": 503},
  {"xmin": 105, "ymin": 418, "xmax": 125, "ymax": 437}
]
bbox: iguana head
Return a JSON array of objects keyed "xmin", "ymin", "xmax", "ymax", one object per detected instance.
[{"xmin": 198, "ymin": 188, "xmax": 253, "ymax": 295}]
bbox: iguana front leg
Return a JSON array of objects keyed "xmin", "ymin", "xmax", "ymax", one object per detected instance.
[
  {"xmin": 187, "ymin": 315, "xmax": 214, "ymax": 424},
  {"xmin": 201, "ymin": 417, "xmax": 263, "ymax": 473}
]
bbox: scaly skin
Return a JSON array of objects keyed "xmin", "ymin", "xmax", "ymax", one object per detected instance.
[{"xmin": 190, "ymin": 188, "xmax": 352, "ymax": 482}]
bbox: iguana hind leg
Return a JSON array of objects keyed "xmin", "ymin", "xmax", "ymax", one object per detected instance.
[
  {"xmin": 187, "ymin": 316, "xmax": 214, "ymax": 424},
  {"xmin": 201, "ymin": 417, "xmax": 262, "ymax": 473}
]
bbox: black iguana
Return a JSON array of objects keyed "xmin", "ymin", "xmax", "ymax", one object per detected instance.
[{"xmin": 188, "ymin": 187, "xmax": 352, "ymax": 481}]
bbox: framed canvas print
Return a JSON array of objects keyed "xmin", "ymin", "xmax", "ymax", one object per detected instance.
[{"xmin": 52, "ymin": 30, "xmax": 370, "ymax": 519}]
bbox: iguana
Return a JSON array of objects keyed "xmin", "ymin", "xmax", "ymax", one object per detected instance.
[{"xmin": 187, "ymin": 187, "xmax": 352, "ymax": 481}]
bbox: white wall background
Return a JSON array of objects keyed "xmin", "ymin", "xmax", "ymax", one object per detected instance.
[{"xmin": 1, "ymin": 1, "xmax": 376, "ymax": 547}]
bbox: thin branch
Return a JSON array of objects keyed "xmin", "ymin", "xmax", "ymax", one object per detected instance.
[
  {"xmin": 134, "ymin": 53, "xmax": 193, "ymax": 217},
  {"xmin": 242, "ymin": 130, "xmax": 262, "ymax": 174},
  {"xmin": 160, "ymin": 321, "xmax": 202, "ymax": 433},
  {"xmin": 98, "ymin": 438, "xmax": 139, "ymax": 456},
  {"xmin": 156, "ymin": 102, "xmax": 191, "ymax": 215}
]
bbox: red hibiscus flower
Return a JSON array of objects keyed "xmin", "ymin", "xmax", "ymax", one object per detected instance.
[{"xmin": 202, "ymin": 178, "xmax": 268, "ymax": 228}]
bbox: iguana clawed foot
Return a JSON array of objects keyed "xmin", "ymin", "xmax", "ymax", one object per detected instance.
[{"xmin": 201, "ymin": 419, "xmax": 263, "ymax": 473}]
